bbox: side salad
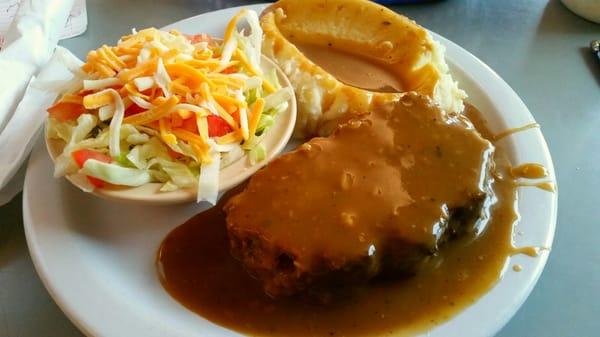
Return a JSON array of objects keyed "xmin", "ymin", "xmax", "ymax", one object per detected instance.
[{"xmin": 46, "ymin": 9, "xmax": 293, "ymax": 203}]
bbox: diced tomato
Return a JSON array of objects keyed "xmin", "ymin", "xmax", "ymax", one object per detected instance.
[
  {"xmin": 171, "ymin": 114, "xmax": 184, "ymax": 128},
  {"xmin": 221, "ymin": 66, "xmax": 237, "ymax": 74},
  {"xmin": 182, "ymin": 116, "xmax": 198, "ymax": 133},
  {"xmin": 71, "ymin": 149, "xmax": 112, "ymax": 188},
  {"xmin": 167, "ymin": 147, "xmax": 183, "ymax": 160},
  {"xmin": 186, "ymin": 33, "xmax": 211, "ymax": 44},
  {"xmin": 231, "ymin": 110, "xmax": 240, "ymax": 123},
  {"xmin": 86, "ymin": 176, "xmax": 106, "ymax": 188},
  {"xmin": 77, "ymin": 90, "xmax": 94, "ymax": 97},
  {"xmin": 47, "ymin": 102, "xmax": 85, "ymax": 122},
  {"xmin": 124, "ymin": 103, "xmax": 146, "ymax": 117},
  {"xmin": 72, "ymin": 149, "xmax": 112, "ymax": 168},
  {"xmin": 207, "ymin": 115, "xmax": 233, "ymax": 137}
]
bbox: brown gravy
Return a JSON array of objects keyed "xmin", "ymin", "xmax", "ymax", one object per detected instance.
[
  {"xmin": 464, "ymin": 107, "xmax": 554, "ymax": 193},
  {"xmin": 515, "ymin": 181, "xmax": 556, "ymax": 192},
  {"xmin": 510, "ymin": 163, "xmax": 548, "ymax": 179},
  {"xmin": 491, "ymin": 123, "xmax": 539, "ymax": 142},
  {"xmin": 292, "ymin": 40, "xmax": 403, "ymax": 93},
  {"xmin": 158, "ymin": 104, "xmax": 524, "ymax": 337}
]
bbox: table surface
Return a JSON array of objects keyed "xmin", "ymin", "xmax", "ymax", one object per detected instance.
[{"xmin": 1, "ymin": 0, "xmax": 599, "ymax": 336}]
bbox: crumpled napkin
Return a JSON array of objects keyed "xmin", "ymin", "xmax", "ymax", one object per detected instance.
[{"xmin": 0, "ymin": 0, "xmax": 75, "ymax": 206}]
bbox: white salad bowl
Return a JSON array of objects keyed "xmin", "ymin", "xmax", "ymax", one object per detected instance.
[{"xmin": 45, "ymin": 55, "xmax": 297, "ymax": 205}]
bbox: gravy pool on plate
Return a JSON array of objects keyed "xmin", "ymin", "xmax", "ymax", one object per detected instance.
[{"xmin": 157, "ymin": 97, "xmax": 524, "ymax": 336}]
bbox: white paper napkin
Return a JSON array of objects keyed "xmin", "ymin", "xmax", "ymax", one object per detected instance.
[{"xmin": 0, "ymin": 0, "xmax": 76, "ymax": 205}]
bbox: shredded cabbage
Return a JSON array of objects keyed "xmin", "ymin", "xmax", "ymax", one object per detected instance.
[
  {"xmin": 126, "ymin": 137, "xmax": 169, "ymax": 169},
  {"xmin": 98, "ymin": 104, "xmax": 114, "ymax": 121},
  {"xmin": 160, "ymin": 181, "xmax": 179, "ymax": 192},
  {"xmin": 133, "ymin": 76, "xmax": 155, "ymax": 91},
  {"xmin": 154, "ymin": 57, "xmax": 172, "ymax": 97},
  {"xmin": 197, "ymin": 141, "xmax": 220, "ymax": 204},
  {"xmin": 129, "ymin": 95, "xmax": 155, "ymax": 110},
  {"xmin": 236, "ymin": 10, "xmax": 263, "ymax": 74},
  {"xmin": 81, "ymin": 159, "xmax": 152, "ymax": 186},
  {"xmin": 99, "ymin": 89, "xmax": 125, "ymax": 158},
  {"xmin": 264, "ymin": 87, "xmax": 293, "ymax": 111},
  {"xmin": 73, "ymin": 114, "xmax": 98, "ymax": 141},
  {"xmin": 248, "ymin": 144, "xmax": 266, "ymax": 165},
  {"xmin": 220, "ymin": 37, "xmax": 238, "ymax": 67},
  {"xmin": 148, "ymin": 157, "xmax": 196, "ymax": 188},
  {"xmin": 256, "ymin": 114, "xmax": 274, "ymax": 135},
  {"xmin": 46, "ymin": 118, "xmax": 75, "ymax": 143}
]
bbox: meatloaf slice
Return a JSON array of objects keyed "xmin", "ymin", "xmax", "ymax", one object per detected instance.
[{"xmin": 225, "ymin": 93, "xmax": 494, "ymax": 298}]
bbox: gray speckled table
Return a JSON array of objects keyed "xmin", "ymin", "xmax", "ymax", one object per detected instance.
[{"xmin": 1, "ymin": 0, "xmax": 598, "ymax": 336}]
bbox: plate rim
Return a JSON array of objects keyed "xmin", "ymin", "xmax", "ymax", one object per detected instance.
[{"xmin": 23, "ymin": 3, "xmax": 557, "ymax": 337}]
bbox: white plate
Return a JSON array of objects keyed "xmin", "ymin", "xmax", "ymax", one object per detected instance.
[{"xmin": 23, "ymin": 4, "xmax": 557, "ymax": 337}]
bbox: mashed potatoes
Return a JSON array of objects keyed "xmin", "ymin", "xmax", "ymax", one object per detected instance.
[{"xmin": 261, "ymin": 0, "xmax": 467, "ymax": 137}]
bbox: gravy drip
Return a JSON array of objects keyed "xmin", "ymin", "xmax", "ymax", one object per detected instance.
[
  {"xmin": 158, "ymin": 104, "xmax": 521, "ymax": 337},
  {"xmin": 510, "ymin": 163, "xmax": 548, "ymax": 179},
  {"xmin": 491, "ymin": 123, "xmax": 539, "ymax": 142}
]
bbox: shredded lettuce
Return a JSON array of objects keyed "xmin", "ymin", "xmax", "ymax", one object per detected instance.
[
  {"xmin": 81, "ymin": 159, "xmax": 152, "ymax": 186},
  {"xmin": 197, "ymin": 142, "xmax": 220, "ymax": 204},
  {"xmin": 248, "ymin": 144, "xmax": 266, "ymax": 165},
  {"xmin": 236, "ymin": 10, "xmax": 263, "ymax": 73},
  {"xmin": 264, "ymin": 87, "xmax": 293, "ymax": 111},
  {"xmin": 246, "ymin": 87, "xmax": 260, "ymax": 106},
  {"xmin": 154, "ymin": 57, "xmax": 172, "ymax": 97},
  {"xmin": 256, "ymin": 114, "xmax": 274, "ymax": 135},
  {"xmin": 105, "ymin": 89, "xmax": 125, "ymax": 157},
  {"xmin": 264, "ymin": 68, "xmax": 281, "ymax": 90},
  {"xmin": 53, "ymin": 153, "xmax": 79, "ymax": 178},
  {"xmin": 159, "ymin": 181, "xmax": 179, "ymax": 192},
  {"xmin": 126, "ymin": 133, "xmax": 149, "ymax": 145},
  {"xmin": 126, "ymin": 137, "xmax": 169, "ymax": 169},
  {"xmin": 129, "ymin": 95, "xmax": 155, "ymax": 110},
  {"xmin": 50, "ymin": 114, "xmax": 97, "ymax": 178},
  {"xmin": 98, "ymin": 104, "xmax": 115, "ymax": 121},
  {"xmin": 133, "ymin": 76, "xmax": 155, "ymax": 92},
  {"xmin": 148, "ymin": 157, "xmax": 196, "ymax": 188},
  {"xmin": 47, "ymin": 118, "xmax": 75, "ymax": 143},
  {"xmin": 115, "ymin": 152, "xmax": 136, "ymax": 168},
  {"xmin": 242, "ymin": 131, "xmax": 266, "ymax": 151},
  {"xmin": 70, "ymin": 114, "xmax": 98, "ymax": 145},
  {"xmin": 221, "ymin": 144, "xmax": 244, "ymax": 168},
  {"xmin": 244, "ymin": 76, "xmax": 262, "ymax": 90},
  {"xmin": 220, "ymin": 37, "xmax": 238, "ymax": 67}
]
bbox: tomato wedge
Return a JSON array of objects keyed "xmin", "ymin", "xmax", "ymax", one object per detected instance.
[
  {"xmin": 221, "ymin": 66, "xmax": 237, "ymax": 74},
  {"xmin": 71, "ymin": 149, "xmax": 112, "ymax": 188},
  {"xmin": 207, "ymin": 115, "xmax": 233, "ymax": 137},
  {"xmin": 181, "ymin": 116, "xmax": 198, "ymax": 133},
  {"xmin": 124, "ymin": 103, "xmax": 146, "ymax": 117},
  {"xmin": 47, "ymin": 102, "xmax": 85, "ymax": 122},
  {"xmin": 167, "ymin": 147, "xmax": 183, "ymax": 160},
  {"xmin": 186, "ymin": 33, "xmax": 211, "ymax": 44}
]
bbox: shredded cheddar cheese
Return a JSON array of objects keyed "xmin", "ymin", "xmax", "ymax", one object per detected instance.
[
  {"xmin": 54, "ymin": 10, "xmax": 284, "ymax": 171},
  {"xmin": 47, "ymin": 9, "xmax": 291, "ymax": 204}
]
